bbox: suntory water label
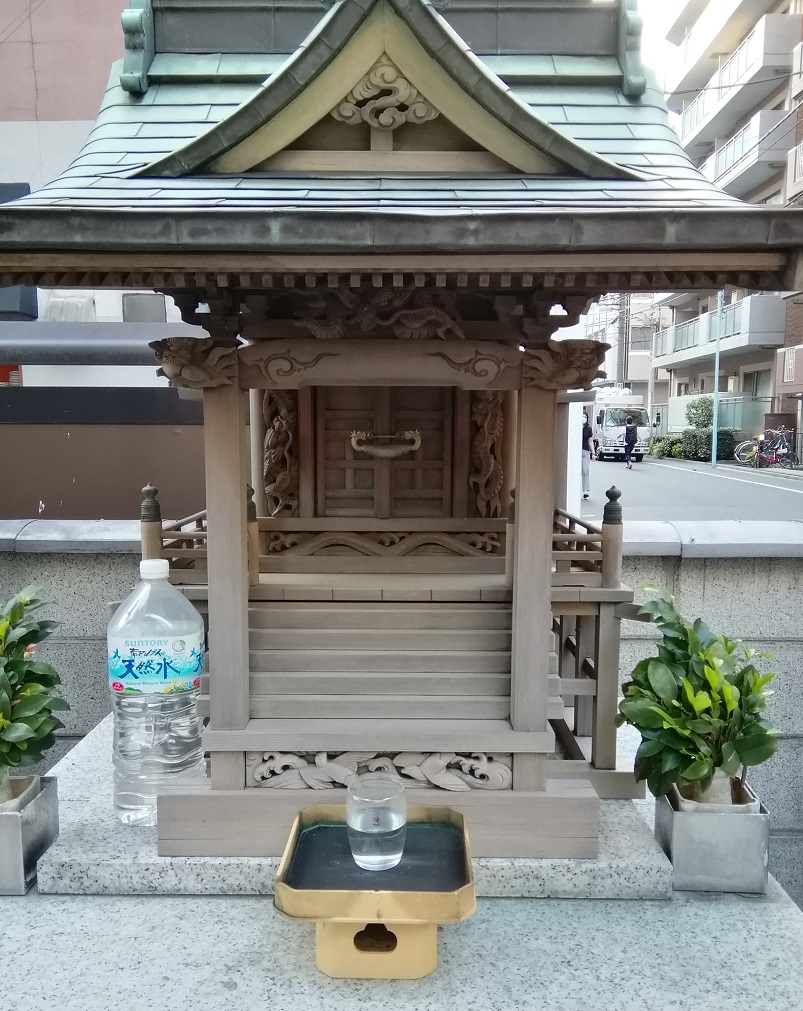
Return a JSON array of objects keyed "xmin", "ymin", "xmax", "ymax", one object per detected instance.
[{"xmin": 108, "ymin": 632, "xmax": 204, "ymax": 694}]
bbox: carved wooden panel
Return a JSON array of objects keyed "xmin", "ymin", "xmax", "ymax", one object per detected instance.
[
  {"xmin": 245, "ymin": 751, "xmax": 513, "ymax": 790},
  {"xmin": 262, "ymin": 390, "xmax": 299, "ymax": 516}
]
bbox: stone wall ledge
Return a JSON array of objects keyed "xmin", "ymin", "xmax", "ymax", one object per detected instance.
[{"xmin": 4, "ymin": 518, "xmax": 803, "ymax": 558}]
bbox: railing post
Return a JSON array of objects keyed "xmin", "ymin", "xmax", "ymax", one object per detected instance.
[
  {"xmin": 601, "ymin": 487, "xmax": 623, "ymax": 589},
  {"xmin": 247, "ymin": 484, "xmax": 260, "ymax": 588},
  {"xmin": 140, "ymin": 484, "xmax": 163, "ymax": 561}
]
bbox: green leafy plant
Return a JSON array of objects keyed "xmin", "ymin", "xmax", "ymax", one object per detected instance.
[
  {"xmin": 616, "ymin": 587, "xmax": 778, "ymax": 800},
  {"xmin": 650, "ymin": 437, "xmax": 667, "ymax": 458},
  {"xmin": 686, "ymin": 395, "xmax": 714, "ymax": 428},
  {"xmin": 680, "ymin": 428, "xmax": 737, "ymax": 461},
  {"xmin": 0, "ymin": 586, "xmax": 69, "ymax": 776},
  {"xmin": 671, "ymin": 441, "xmax": 683, "ymax": 459}
]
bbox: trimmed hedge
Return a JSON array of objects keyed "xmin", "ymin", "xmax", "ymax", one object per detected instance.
[
  {"xmin": 650, "ymin": 429, "xmax": 736, "ymax": 461},
  {"xmin": 681, "ymin": 427, "xmax": 737, "ymax": 461}
]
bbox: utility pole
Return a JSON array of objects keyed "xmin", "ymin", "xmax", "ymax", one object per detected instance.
[
  {"xmin": 616, "ymin": 293, "xmax": 631, "ymax": 385},
  {"xmin": 711, "ymin": 289, "xmax": 724, "ymax": 468}
]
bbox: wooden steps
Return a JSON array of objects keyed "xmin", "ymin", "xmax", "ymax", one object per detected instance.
[
  {"xmin": 248, "ymin": 648, "xmax": 512, "ymax": 673},
  {"xmin": 204, "ymin": 718, "xmax": 554, "ymax": 753},
  {"xmin": 196, "ymin": 598, "xmax": 566, "ymax": 722},
  {"xmin": 248, "ymin": 603, "xmax": 512, "ymax": 630},
  {"xmin": 248, "ymin": 628, "xmax": 512, "ymax": 650}
]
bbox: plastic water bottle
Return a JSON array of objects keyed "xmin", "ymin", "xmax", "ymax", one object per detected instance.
[{"xmin": 107, "ymin": 559, "xmax": 206, "ymax": 826}]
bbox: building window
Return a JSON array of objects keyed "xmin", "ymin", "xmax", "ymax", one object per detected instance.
[
  {"xmin": 677, "ymin": 382, "xmax": 689, "ymax": 396},
  {"xmin": 122, "ymin": 293, "xmax": 167, "ymax": 323},
  {"xmin": 785, "ymin": 348, "xmax": 796, "ymax": 384}
]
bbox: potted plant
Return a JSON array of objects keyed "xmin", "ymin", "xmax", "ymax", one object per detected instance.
[
  {"xmin": 0, "ymin": 585, "xmax": 69, "ymax": 893},
  {"xmin": 616, "ymin": 587, "xmax": 777, "ymax": 892}
]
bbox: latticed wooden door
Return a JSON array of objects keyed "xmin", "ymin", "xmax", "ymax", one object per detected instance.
[{"xmin": 315, "ymin": 386, "xmax": 453, "ymax": 518}]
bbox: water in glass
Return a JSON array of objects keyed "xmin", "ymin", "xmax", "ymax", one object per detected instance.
[{"xmin": 346, "ymin": 774, "xmax": 407, "ymax": 871}]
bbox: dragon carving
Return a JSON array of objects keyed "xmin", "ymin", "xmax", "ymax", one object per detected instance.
[
  {"xmin": 294, "ymin": 286, "xmax": 464, "ymax": 340},
  {"xmin": 149, "ymin": 337, "xmax": 239, "ymax": 389},
  {"xmin": 263, "ymin": 390, "xmax": 299, "ymax": 516},
  {"xmin": 469, "ymin": 390, "xmax": 505, "ymax": 519},
  {"xmin": 522, "ymin": 339, "xmax": 609, "ymax": 391}
]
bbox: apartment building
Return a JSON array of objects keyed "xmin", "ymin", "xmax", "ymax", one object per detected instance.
[
  {"xmin": 653, "ymin": 0, "xmax": 803, "ymax": 435},
  {"xmin": 584, "ymin": 295, "xmax": 670, "ymax": 409}
]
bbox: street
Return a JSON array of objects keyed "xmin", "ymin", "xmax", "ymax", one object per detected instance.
[{"xmin": 581, "ymin": 457, "xmax": 803, "ymax": 523}]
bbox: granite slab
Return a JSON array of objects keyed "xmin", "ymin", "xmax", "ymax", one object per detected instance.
[
  {"xmin": 38, "ymin": 717, "xmax": 673, "ymax": 900},
  {"xmin": 3, "ymin": 881, "xmax": 803, "ymax": 1011}
]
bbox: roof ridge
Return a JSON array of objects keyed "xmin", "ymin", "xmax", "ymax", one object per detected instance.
[{"xmin": 134, "ymin": 0, "xmax": 640, "ymax": 180}]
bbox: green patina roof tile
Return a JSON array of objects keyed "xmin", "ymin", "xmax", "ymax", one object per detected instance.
[{"xmin": 149, "ymin": 54, "xmax": 223, "ymax": 78}]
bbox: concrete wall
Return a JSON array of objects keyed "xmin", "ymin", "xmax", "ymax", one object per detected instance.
[{"xmin": 2, "ymin": 523, "xmax": 803, "ymax": 903}]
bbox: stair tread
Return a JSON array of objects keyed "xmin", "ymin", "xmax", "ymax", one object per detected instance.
[{"xmin": 204, "ymin": 718, "xmax": 555, "ymax": 752}]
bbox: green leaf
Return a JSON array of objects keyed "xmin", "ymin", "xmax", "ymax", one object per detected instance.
[
  {"xmin": 619, "ymin": 698, "xmax": 665, "ymax": 729},
  {"xmin": 11, "ymin": 694, "xmax": 50, "ymax": 719},
  {"xmin": 636, "ymin": 738, "xmax": 664, "ymax": 759},
  {"xmin": 682, "ymin": 759, "xmax": 712, "ymax": 782},
  {"xmin": 1, "ymin": 722, "xmax": 37, "ymax": 743},
  {"xmin": 734, "ymin": 733, "xmax": 778, "ymax": 767},
  {"xmin": 721, "ymin": 742, "xmax": 742, "ymax": 775},
  {"xmin": 647, "ymin": 660, "xmax": 677, "ymax": 702},
  {"xmin": 44, "ymin": 696, "xmax": 70, "ymax": 712},
  {"xmin": 0, "ymin": 689, "xmax": 10, "ymax": 721},
  {"xmin": 661, "ymin": 749, "xmax": 683, "ymax": 773},
  {"xmin": 685, "ymin": 718, "xmax": 713, "ymax": 734},
  {"xmin": 24, "ymin": 661, "xmax": 59, "ymax": 680}
]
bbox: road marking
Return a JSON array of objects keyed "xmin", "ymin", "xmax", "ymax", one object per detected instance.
[{"xmin": 643, "ymin": 461, "xmax": 803, "ymax": 496}]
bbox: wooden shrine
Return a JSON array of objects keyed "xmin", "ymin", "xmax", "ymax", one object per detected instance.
[
  {"xmin": 3, "ymin": 0, "xmax": 803, "ymax": 858},
  {"xmin": 141, "ymin": 325, "xmax": 627, "ymax": 858}
]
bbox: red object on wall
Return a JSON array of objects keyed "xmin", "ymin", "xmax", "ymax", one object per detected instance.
[{"xmin": 0, "ymin": 364, "xmax": 22, "ymax": 385}]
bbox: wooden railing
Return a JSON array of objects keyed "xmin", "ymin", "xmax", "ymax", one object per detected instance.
[{"xmin": 140, "ymin": 485, "xmax": 625, "ymax": 594}]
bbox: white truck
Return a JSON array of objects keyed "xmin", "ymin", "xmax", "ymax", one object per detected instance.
[{"xmin": 588, "ymin": 391, "xmax": 651, "ymax": 462}]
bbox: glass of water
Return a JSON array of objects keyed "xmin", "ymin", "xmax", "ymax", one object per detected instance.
[{"xmin": 346, "ymin": 773, "xmax": 407, "ymax": 871}]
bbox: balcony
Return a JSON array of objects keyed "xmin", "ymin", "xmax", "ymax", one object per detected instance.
[
  {"xmin": 679, "ymin": 15, "xmax": 802, "ymax": 158},
  {"xmin": 665, "ymin": 393, "xmax": 773, "ymax": 435},
  {"xmin": 653, "ymin": 295, "xmax": 785, "ymax": 370},
  {"xmin": 701, "ymin": 109, "xmax": 796, "ymax": 198},
  {"xmin": 787, "ymin": 142, "xmax": 803, "ymax": 202},
  {"xmin": 665, "ymin": 0, "xmax": 779, "ymax": 112}
]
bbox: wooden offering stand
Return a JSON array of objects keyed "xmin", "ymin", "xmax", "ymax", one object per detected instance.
[{"xmin": 274, "ymin": 804, "xmax": 476, "ymax": 979}]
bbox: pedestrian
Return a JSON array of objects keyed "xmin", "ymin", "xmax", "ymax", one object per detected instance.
[
  {"xmin": 581, "ymin": 411, "xmax": 595, "ymax": 498},
  {"xmin": 624, "ymin": 415, "xmax": 638, "ymax": 470}
]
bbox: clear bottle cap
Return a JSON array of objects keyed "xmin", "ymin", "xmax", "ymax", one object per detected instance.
[{"xmin": 139, "ymin": 558, "xmax": 170, "ymax": 579}]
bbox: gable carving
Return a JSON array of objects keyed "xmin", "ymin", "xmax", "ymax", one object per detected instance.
[{"xmin": 331, "ymin": 56, "xmax": 439, "ymax": 131}]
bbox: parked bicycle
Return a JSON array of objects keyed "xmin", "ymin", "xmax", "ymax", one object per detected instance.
[{"xmin": 734, "ymin": 427, "xmax": 798, "ymax": 469}]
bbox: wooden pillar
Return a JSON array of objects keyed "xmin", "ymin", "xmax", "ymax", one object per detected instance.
[
  {"xmin": 249, "ymin": 388, "xmax": 268, "ymax": 517},
  {"xmin": 593, "ymin": 488, "xmax": 624, "ymax": 768},
  {"xmin": 501, "ymin": 390, "xmax": 518, "ymax": 513},
  {"xmin": 510, "ymin": 385, "xmax": 556, "ymax": 790},
  {"xmin": 204, "ymin": 384, "xmax": 250, "ymax": 789},
  {"xmin": 140, "ymin": 484, "xmax": 162, "ymax": 561},
  {"xmin": 553, "ymin": 400, "xmax": 569, "ymax": 511}
]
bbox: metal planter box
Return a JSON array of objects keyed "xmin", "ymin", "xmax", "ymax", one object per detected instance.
[
  {"xmin": 654, "ymin": 784, "xmax": 769, "ymax": 894},
  {"xmin": 0, "ymin": 776, "xmax": 60, "ymax": 895}
]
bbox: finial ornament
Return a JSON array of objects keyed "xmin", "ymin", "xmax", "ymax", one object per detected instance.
[
  {"xmin": 603, "ymin": 487, "xmax": 622, "ymax": 526},
  {"xmin": 140, "ymin": 484, "xmax": 161, "ymax": 523}
]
